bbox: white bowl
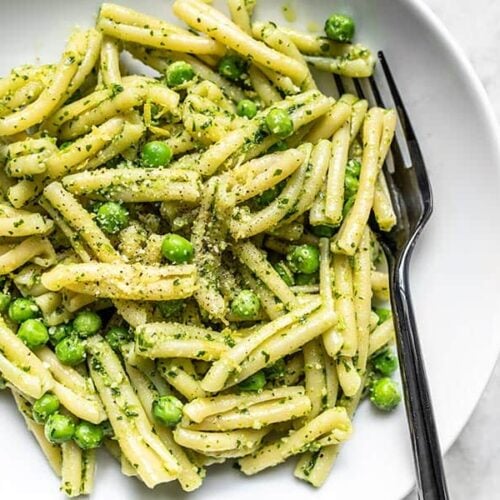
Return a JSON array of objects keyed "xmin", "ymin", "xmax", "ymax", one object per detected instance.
[{"xmin": 0, "ymin": 1, "xmax": 499, "ymax": 499}]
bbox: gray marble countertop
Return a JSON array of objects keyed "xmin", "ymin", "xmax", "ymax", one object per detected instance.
[{"xmin": 406, "ymin": 1, "xmax": 500, "ymax": 498}]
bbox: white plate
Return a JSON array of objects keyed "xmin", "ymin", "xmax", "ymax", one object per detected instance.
[{"xmin": 1, "ymin": 1, "xmax": 500, "ymax": 499}]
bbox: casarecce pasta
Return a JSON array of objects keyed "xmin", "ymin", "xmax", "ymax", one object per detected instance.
[{"xmin": 0, "ymin": 1, "xmax": 401, "ymax": 497}]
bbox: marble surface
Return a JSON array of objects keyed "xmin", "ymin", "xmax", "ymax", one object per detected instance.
[{"xmin": 405, "ymin": 1, "xmax": 500, "ymax": 498}]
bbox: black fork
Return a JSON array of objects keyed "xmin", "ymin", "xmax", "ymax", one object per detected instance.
[{"xmin": 335, "ymin": 52, "xmax": 450, "ymax": 500}]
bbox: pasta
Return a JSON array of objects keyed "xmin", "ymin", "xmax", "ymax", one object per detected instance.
[{"xmin": 0, "ymin": 2, "xmax": 401, "ymax": 498}]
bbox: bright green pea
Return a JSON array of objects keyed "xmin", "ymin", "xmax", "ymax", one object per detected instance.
[
  {"xmin": 237, "ymin": 99, "xmax": 258, "ymax": 119},
  {"xmin": 344, "ymin": 174, "xmax": 359, "ymax": 198},
  {"xmin": 157, "ymin": 300, "xmax": 184, "ymax": 319},
  {"xmin": 370, "ymin": 377, "xmax": 401, "ymax": 411},
  {"xmin": 372, "ymin": 349, "xmax": 399, "ymax": 376},
  {"xmin": 363, "ymin": 370, "xmax": 382, "ymax": 398},
  {"xmin": 44, "ymin": 413, "xmax": 75, "ymax": 444},
  {"xmin": 295, "ymin": 272, "xmax": 319, "ymax": 285},
  {"xmin": 48, "ymin": 323, "xmax": 72, "ymax": 346},
  {"xmin": 17, "ymin": 319, "xmax": 49, "ymax": 350},
  {"xmin": 273, "ymin": 262, "xmax": 295, "ymax": 286},
  {"xmin": 152, "ymin": 395, "xmax": 183, "ymax": 427},
  {"xmin": 310, "ymin": 224, "xmax": 337, "ymax": 238},
  {"xmin": 95, "ymin": 201, "xmax": 129, "ymax": 234},
  {"xmin": 55, "ymin": 336, "xmax": 86, "ymax": 366},
  {"xmin": 105, "ymin": 326, "xmax": 132, "ymax": 351},
  {"xmin": 231, "ymin": 290, "xmax": 261, "ymax": 319},
  {"xmin": 161, "ymin": 233, "xmax": 194, "ymax": 264},
  {"xmin": 375, "ymin": 307, "xmax": 392, "ymax": 324},
  {"xmin": 265, "ymin": 108, "xmax": 294, "ymax": 138},
  {"xmin": 8, "ymin": 297, "xmax": 40, "ymax": 323},
  {"xmin": 287, "ymin": 244, "xmax": 320, "ymax": 274},
  {"xmin": 346, "ymin": 159, "xmax": 361, "ymax": 178},
  {"xmin": 166, "ymin": 61, "xmax": 195, "ymax": 87},
  {"xmin": 74, "ymin": 421, "xmax": 105, "ymax": 450},
  {"xmin": 343, "ymin": 195, "xmax": 355, "ymax": 217},
  {"xmin": 324, "ymin": 13, "xmax": 355, "ymax": 43},
  {"xmin": 218, "ymin": 55, "xmax": 246, "ymax": 81},
  {"xmin": 238, "ymin": 371, "xmax": 266, "ymax": 392},
  {"xmin": 73, "ymin": 311, "xmax": 102, "ymax": 337},
  {"xmin": 0, "ymin": 292, "xmax": 11, "ymax": 313},
  {"xmin": 141, "ymin": 140, "xmax": 173, "ymax": 168},
  {"xmin": 32, "ymin": 393, "xmax": 60, "ymax": 424}
]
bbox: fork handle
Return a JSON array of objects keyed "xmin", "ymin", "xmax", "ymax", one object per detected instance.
[{"xmin": 388, "ymin": 250, "xmax": 449, "ymax": 500}]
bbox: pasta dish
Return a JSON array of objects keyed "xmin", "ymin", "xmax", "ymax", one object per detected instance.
[{"xmin": 0, "ymin": 0, "xmax": 401, "ymax": 496}]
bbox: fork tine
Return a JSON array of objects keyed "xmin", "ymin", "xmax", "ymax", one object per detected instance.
[
  {"xmin": 357, "ymin": 78, "xmax": 372, "ymax": 102},
  {"xmin": 370, "ymin": 51, "xmax": 413, "ymax": 169},
  {"xmin": 333, "ymin": 74, "xmax": 346, "ymax": 95},
  {"xmin": 339, "ymin": 76, "xmax": 356, "ymax": 96}
]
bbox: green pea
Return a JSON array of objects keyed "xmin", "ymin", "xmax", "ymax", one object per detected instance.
[
  {"xmin": 363, "ymin": 370, "xmax": 382, "ymax": 398},
  {"xmin": 48, "ymin": 323, "xmax": 72, "ymax": 346},
  {"xmin": 238, "ymin": 371, "xmax": 266, "ymax": 392},
  {"xmin": 375, "ymin": 307, "xmax": 392, "ymax": 324},
  {"xmin": 55, "ymin": 336, "xmax": 86, "ymax": 366},
  {"xmin": 370, "ymin": 377, "xmax": 401, "ymax": 411},
  {"xmin": 105, "ymin": 326, "xmax": 132, "ymax": 351},
  {"xmin": 310, "ymin": 224, "xmax": 337, "ymax": 238},
  {"xmin": 161, "ymin": 233, "xmax": 194, "ymax": 264},
  {"xmin": 346, "ymin": 159, "xmax": 361, "ymax": 178},
  {"xmin": 152, "ymin": 395, "xmax": 183, "ymax": 427},
  {"xmin": 372, "ymin": 349, "xmax": 398, "ymax": 376},
  {"xmin": 344, "ymin": 174, "xmax": 359, "ymax": 198},
  {"xmin": 324, "ymin": 13, "xmax": 355, "ymax": 43},
  {"xmin": 237, "ymin": 99, "xmax": 258, "ymax": 119},
  {"xmin": 342, "ymin": 195, "xmax": 355, "ymax": 217},
  {"xmin": 95, "ymin": 201, "xmax": 129, "ymax": 234},
  {"xmin": 32, "ymin": 393, "xmax": 60, "ymax": 424},
  {"xmin": 44, "ymin": 413, "xmax": 76, "ymax": 444},
  {"xmin": 218, "ymin": 55, "xmax": 246, "ymax": 81},
  {"xmin": 158, "ymin": 300, "xmax": 184, "ymax": 319},
  {"xmin": 74, "ymin": 421, "xmax": 105, "ymax": 450},
  {"xmin": 0, "ymin": 292, "xmax": 11, "ymax": 313},
  {"xmin": 17, "ymin": 319, "xmax": 49, "ymax": 350},
  {"xmin": 287, "ymin": 244, "xmax": 320, "ymax": 274},
  {"xmin": 73, "ymin": 311, "xmax": 102, "ymax": 337},
  {"xmin": 8, "ymin": 297, "xmax": 40, "ymax": 323},
  {"xmin": 141, "ymin": 140, "xmax": 173, "ymax": 168},
  {"xmin": 231, "ymin": 290, "xmax": 261, "ymax": 319},
  {"xmin": 265, "ymin": 108, "xmax": 294, "ymax": 138},
  {"xmin": 166, "ymin": 60, "xmax": 195, "ymax": 87},
  {"xmin": 295, "ymin": 273, "xmax": 319, "ymax": 286},
  {"xmin": 273, "ymin": 261, "xmax": 295, "ymax": 286}
]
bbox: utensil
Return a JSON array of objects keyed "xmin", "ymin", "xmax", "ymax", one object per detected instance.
[{"xmin": 334, "ymin": 52, "xmax": 450, "ymax": 499}]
